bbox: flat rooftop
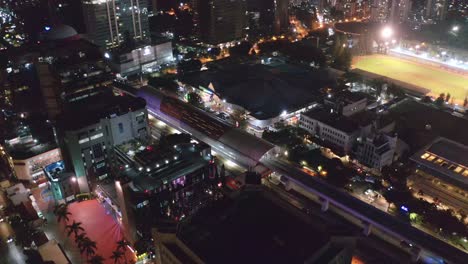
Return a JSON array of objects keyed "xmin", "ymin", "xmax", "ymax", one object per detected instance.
[
  {"xmin": 182, "ymin": 58, "xmax": 332, "ymax": 120},
  {"xmin": 7, "ymin": 141, "xmax": 58, "ymax": 160},
  {"xmin": 58, "ymin": 90, "xmax": 146, "ymax": 131},
  {"xmin": 302, "ymin": 107, "xmax": 360, "ymax": 134},
  {"xmin": 179, "ymin": 193, "xmax": 331, "ymax": 263},
  {"xmin": 411, "ymin": 137, "xmax": 468, "ymax": 189}
]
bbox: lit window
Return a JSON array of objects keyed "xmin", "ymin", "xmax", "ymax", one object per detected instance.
[
  {"xmin": 90, "ymin": 133, "xmax": 104, "ymax": 140},
  {"xmin": 78, "ymin": 138, "xmax": 89, "ymax": 144},
  {"xmin": 420, "ymin": 153, "xmax": 430, "ymax": 159},
  {"xmin": 454, "ymin": 167, "xmax": 463, "ymax": 173},
  {"xmin": 426, "ymin": 155, "xmax": 435, "ymax": 161},
  {"xmin": 462, "ymin": 170, "xmax": 468, "ymax": 177},
  {"xmin": 434, "ymin": 159, "xmax": 443, "ymax": 164}
]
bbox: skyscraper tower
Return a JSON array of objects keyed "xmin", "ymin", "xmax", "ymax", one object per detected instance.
[
  {"xmin": 425, "ymin": 0, "xmax": 448, "ymax": 21},
  {"xmin": 81, "ymin": 0, "xmax": 150, "ymax": 48},
  {"xmin": 390, "ymin": 0, "xmax": 412, "ymax": 23},
  {"xmin": 196, "ymin": 0, "xmax": 247, "ymax": 44},
  {"xmin": 274, "ymin": 0, "xmax": 290, "ymax": 34}
]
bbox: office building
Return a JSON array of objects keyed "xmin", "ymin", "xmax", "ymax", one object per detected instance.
[
  {"xmin": 425, "ymin": 0, "xmax": 448, "ymax": 20},
  {"xmin": 247, "ymin": 0, "xmax": 289, "ymax": 35},
  {"xmin": 82, "ymin": 0, "xmax": 150, "ymax": 48},
  {"xmin": 98, "ymin": 134, "xmax": 219, "ymax": 243},
  {"xmin": 409, "ymin": 137, "xmax": 468, "ymax": 213},
  {"xmin": 196, "ymin": 0, "xmax": 247, "ymax": 45},
  {"xmin": 56, "ymin": 90, "xmax": 148, "ymax": 192},
  {"xmin": 390, "ymin": 0, "xmax": 412, "ymax": 23}
]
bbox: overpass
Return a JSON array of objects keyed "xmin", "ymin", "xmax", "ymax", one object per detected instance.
[{"xmin": 130, "ymin": 85, "xmax": 467, "ymax": 264}]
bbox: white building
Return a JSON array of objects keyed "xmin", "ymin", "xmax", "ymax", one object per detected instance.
[
  {"xmin": 299, "ymin": 107, "xmax": 362, "ymax": 154},
  {"xmin": 353, "ymin": 133, "xmax": 397, "ymax": 171},
  {"xmin": 108, "ymin": 41, "xmax": 174, "ymax": 76},
  {"xmin": 324, "ymin": 91, "xmax": 367, "ymax": 117}
]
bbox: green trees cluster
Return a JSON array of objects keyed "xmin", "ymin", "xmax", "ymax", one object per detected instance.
[
  {"xmin": 186, "ymin": 92, "xmax": 203, "ymax": 109},
  {"xmin": 381, "ymin": 167, "xmax": 468, "ymax": 241}
]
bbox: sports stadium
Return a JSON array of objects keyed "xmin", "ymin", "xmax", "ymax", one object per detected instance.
[{"xmin": 353, "ymin": 54, "xmax": 468, "ymax": 104}]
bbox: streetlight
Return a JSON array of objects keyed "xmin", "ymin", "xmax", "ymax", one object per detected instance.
[
  {"xmin": 452, "ymin": 26, "xmax": 459, "ymax": 32},
  {"xmin": 381, "ymin": 26, "xmax": 394, "ymax": 39}
]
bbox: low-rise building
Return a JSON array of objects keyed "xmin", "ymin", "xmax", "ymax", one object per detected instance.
[
  {"xmin": 44, "ymin": 161, "xmax": 78, "ymax": 203},
  {"xmin": 409, "ymin": 137, "xmax": 468, "ymax": 213},
  {"xmin": 299, "ymin": 107, "xmax": 362, "ymax": 155},
  {"xmin": 5, "ymin": 139, "xmax": 61, "ymax": 184},
  {"xmin": 353, "ymin": 133, "xmax": 397, "ymax": 171},
  {"xmin": 324, "ymin": 91, "xmax": 368, "ymax": 117}
]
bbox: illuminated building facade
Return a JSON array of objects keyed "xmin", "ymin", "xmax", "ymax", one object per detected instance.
[
  {"xmin": 82, "ymin": 0, "xmax": 150, "ymax": 47},
  {"xmin": 57, "ymin": 91, "xmax": 148, "ymax": 192},
  {"xmin": 425, "ymin": 0, "xmax": 448, "ymax": 20}
]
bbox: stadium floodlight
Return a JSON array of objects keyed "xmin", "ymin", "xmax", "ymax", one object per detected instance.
[{"xmin": 381, "ymin": 26, "xmax": 393, "ymax": 39}]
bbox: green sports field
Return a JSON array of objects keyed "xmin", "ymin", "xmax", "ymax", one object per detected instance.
[{"xmin": 353, "ymin": 55, "xmax": 468, "ymax": 103}]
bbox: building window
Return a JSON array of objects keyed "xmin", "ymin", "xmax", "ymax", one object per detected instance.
[{"xmin": 118, "ymin": 123, "xmax": 124, "ymax": 134}]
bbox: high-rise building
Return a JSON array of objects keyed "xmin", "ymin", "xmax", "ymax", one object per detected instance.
[
  {"xmin": 370, "ymin": 0, "xmax": 391, "ymax": 22},
  {"xmin": 196, "ymin": 0, "xmax": 247, "ymax": 44},
  {"xmin": 274, "ymin": 0, "xmax": 290, "ymax": 34},
  {"xmin": 81, "ymin": 0, "xmax": 150, "ymax": 48},
  {"xmin": 56, "ymin": 90, "xmax": 148, "ymax": 192},
  {"xmin": 246, "ymin": 0, "xmax": 289, "ymax": 36},
  {"xmin": 390, "ymin": 0, "xmax": 412, "ymax": 23},
  {"xmin": 425, "ymin": 0, "xmax": 448, "ymax": 20}
]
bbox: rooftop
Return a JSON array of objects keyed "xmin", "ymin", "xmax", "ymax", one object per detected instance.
[
  {"xmin": 327, "ymin": 90, "xmax": 368, "ymax": 104},
  {"xmin": 7, "ymin": 141, "xmax": 58, "ymax": 160},
  {"xmin": 179, "ymin": 193, "xmax": 331, "ymax": 263},
  {"xmin": 427, "ymin": 138, "xmax": 468, "ymax": 167},
  {"xmin": 181, "ymin": 58, "xmax": 332, "ymax": 120},
  {"xmin": 302, "ymin": 107, "xmax": 360, "ymax": 134},
  {"xmin": 58, "ymin": 90, "xmax": 146, "ymax": 131},
  {"xmin": 411, "ymin": 137, "xmax": 468, "ymax": 189},
  {"xmin": 121, "ymin": 138, "xmax": 211, "ymax": 192}
]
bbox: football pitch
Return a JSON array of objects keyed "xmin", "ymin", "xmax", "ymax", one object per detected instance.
[{"xmin": 353, "ymin": 55, "xmax": 468, "ymax": 103}]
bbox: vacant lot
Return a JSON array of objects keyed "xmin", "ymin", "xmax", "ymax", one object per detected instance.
[{"xmin": 353, "ymin": 55, "xmax": 468, "ymax": 104}]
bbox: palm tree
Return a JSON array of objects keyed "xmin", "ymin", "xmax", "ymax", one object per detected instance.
[
  {"xmin": 88, "ymin": 255, "xmax": 105, "ymax": 264},
  {"xmin": 80, "ymin": 238, "xmax": 98, "ymax": 261},
  {"xmin": 110, "ymin": 250, "xmax": 124, "ymax": 264},
  {"xmin": 75, "ymin": 233, "xmax": 87, "ymax": 249},
  {"xmin": 116, "ymin": 239, "xmax": 129, "ymax": 263},
  {"xmin": 53, "ymin": 204, "xmax": 72, "ymax": 224},
  {"xmin": 66, "ymin": 221, "xmax": 85, "ymax": 237}
]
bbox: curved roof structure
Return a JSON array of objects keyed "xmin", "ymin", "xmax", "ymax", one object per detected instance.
[
  {"xmin": 44, "ymin": 24, "xmax": 79, "ymax": 41},
  {"xmin": 137, "ymin": 86, "xmax": 275, "ymax": 163}
]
